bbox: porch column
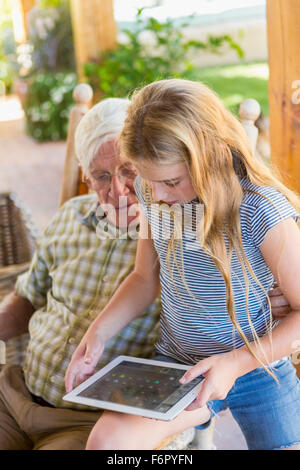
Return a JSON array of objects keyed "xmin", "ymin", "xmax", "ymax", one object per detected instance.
[{"xmin": 70, "ymin": 0, "xmax": 117, "ymax": 82}]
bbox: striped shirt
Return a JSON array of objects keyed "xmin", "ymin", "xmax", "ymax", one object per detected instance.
[
  {"xmin": 15, "ymin": 194, "xmax": 161, "ymax": 409},
  {"xmin": 134, "ymin": 176, "xmax": 299, "ymax": 365}
]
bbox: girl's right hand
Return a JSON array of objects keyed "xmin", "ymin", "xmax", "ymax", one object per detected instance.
[{"xmin": 65, "ymin": 327, "xmax": 105, "ymax": 393}]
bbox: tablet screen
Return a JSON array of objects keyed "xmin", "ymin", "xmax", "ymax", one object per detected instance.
[{"xmin": 78, "ymin": 360, "xmax": 203, "ymax": 413}]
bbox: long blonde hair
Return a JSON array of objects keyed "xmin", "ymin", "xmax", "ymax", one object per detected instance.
[{"xmin": 120, "ymin": 78, "xmax": 300, "ymax": 377}]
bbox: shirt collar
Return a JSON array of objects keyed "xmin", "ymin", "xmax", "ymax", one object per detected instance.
[{"xmin": 81, "ymin": 199, "xmax": 100, "ymax": 230}]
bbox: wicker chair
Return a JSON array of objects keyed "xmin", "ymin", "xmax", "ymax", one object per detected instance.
[{"xmin": 0, "ymin": 191, "xmax": 40, "ymax": 365}]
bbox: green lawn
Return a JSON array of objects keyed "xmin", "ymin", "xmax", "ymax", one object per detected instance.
[{"xmin": 184, "ymin": 61, "xmax": 269, "ymax": 117}]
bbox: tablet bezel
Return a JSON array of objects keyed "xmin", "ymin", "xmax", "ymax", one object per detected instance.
[{"xmin": 63, "ymin": 355, "xmax": 203, "ymax": 421}]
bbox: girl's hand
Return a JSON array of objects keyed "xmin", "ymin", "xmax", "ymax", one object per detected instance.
[
  {"xmin": 65, "ymin": 326, "xmax": 105, "ymax": 393},
  {"xmin": 179, "ymin": 352, "xmax": 241, "ymax": 411}
]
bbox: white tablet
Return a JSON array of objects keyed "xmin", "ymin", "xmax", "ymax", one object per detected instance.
[{"xmin": 63, "ymin": 355, "xmax": 204, "ymax": 421}]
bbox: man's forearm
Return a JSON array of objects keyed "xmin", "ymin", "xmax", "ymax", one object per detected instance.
[{"xmin": 0, "ymin": 291, "xmax": 35, "ymax": 341}]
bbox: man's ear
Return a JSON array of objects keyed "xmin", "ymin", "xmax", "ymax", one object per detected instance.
[{"xmin": 79, "ymin": 164, "xmax": 90, "ymax": 185}]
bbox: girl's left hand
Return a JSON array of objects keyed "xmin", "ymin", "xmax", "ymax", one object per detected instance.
[{"xmin": 180, "ymin": 352, "xmax": 241, "ymax": 411}]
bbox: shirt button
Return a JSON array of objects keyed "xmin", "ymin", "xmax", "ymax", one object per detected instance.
[
  {"xmin": 50, "ymin": 376, "xmax": 56, "ymax": 383},
  {"xmin": 68, "ymin": 337, "xmax": 76, "ymax": 344},
  {"xmin": 102, "ymin": 275, "xmax": 108, "ymax": 282}
]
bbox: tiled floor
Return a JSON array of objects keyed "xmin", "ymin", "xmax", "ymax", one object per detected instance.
[
  {"xmin": 0, "ymin": 97, "xmax": 248, "ymax": 450},
  {"xmin": 213, "ymin": 409, "xmax": 247, "ymax": 450}
]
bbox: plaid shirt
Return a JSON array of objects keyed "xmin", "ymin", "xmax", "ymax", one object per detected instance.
[{"xmin": 15, "ymin": 194, "xmax": 161, "ymax": 409}]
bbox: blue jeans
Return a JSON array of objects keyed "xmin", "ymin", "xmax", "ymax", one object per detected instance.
[{"xmin": 154, "ymin": 354, "xmax": 300, "ymax": 450}]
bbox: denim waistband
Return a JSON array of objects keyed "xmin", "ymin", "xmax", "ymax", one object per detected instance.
[{"xmin": 260, "ymin": 356, "xmax": 289, "ymax": 369}]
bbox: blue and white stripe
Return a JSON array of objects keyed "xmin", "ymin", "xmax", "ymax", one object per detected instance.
[{"xmin": 135, "ymin": 176, "xmax": 300, "ymax": 364}]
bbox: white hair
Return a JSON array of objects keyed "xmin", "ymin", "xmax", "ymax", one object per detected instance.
[{"xmin": 75, "ymin": 97, "xmax": 130, "ymax": 176}]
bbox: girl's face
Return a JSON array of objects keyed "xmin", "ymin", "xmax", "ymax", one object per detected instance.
[{"xmin": 134, "ymin": 161, "xmax": 197, "ymax": 205}]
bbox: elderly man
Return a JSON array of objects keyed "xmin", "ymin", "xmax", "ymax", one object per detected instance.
[{"xmin": 0, "ymin": 98, "xmax": 289, "ymax": 450}]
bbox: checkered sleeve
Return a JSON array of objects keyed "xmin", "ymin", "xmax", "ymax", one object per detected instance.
[
  {"xmin": 15, "ymin": 243, "xmax": 52, "ymax": 309},
  {"xmin": 14, "ymin": 206, "xmax": 64, "ymax": 309}
]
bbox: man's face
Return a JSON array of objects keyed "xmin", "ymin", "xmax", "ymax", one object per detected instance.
[{"xmin": 86, "ymin": 139, "xmax": 139, "ymax": 228}]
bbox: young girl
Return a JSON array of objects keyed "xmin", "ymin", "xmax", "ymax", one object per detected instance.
[{"xmin": 65, "ymin": 79, "xmax": 300, "ymax": 450}]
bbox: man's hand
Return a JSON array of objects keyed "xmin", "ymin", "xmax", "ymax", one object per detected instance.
[
  {"xmin": 0, "ymin": 291, "xmax": 35, "ymax": 341},
  {"xmin": 269, "ymin": 284, "xmax": 291, "ymax": 319}
]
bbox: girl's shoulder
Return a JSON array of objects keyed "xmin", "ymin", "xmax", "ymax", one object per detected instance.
[
  {"xmin": 239, "ymin": 178, "xmax": 300, "ymax": 248},
  {"xmin": 240, "ymin": 177, "xmax": 287, "ymax": 209}
]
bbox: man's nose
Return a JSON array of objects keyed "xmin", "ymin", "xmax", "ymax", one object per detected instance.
[
  {"xmin": 151, "ymin": 182, "xmax": 169, "ymax": 202},
  {"xmin": 108, "ymin": 175, "xmax": 130, "ymax": 199}
]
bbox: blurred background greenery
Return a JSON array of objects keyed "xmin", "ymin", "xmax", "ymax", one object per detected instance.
[
  {"xmin": 0, "ymin": 0, "xmax": 268, "ymax": 141},
  {"xmin": 185, "ymin": 61, "xmax": 268, "ymax": 116}
]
